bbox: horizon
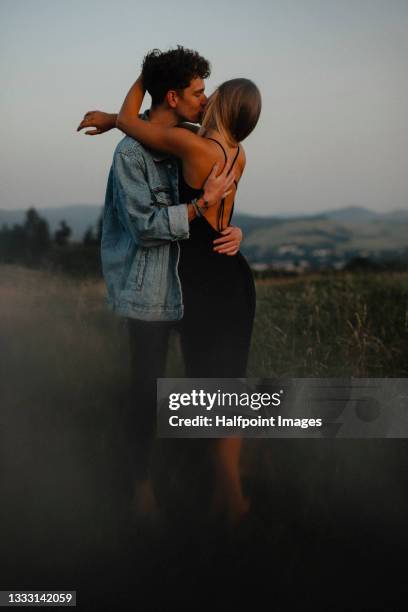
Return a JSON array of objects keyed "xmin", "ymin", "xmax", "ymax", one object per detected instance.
[{"xmin": 1, "ymin": 202, "xmax": 407, "ymax": 220}]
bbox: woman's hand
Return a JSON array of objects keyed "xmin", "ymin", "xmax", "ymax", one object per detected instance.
[
  {"xmin": 201, "ymin": 161, "xmax": 236, "ymax": 208},
  {"xmin": 77, "ymin": 111, "xmax": 117, "ymax": 135},
  {"xmin": 213, "ymin": 226, "xmax": 243, "ymax": 256}
]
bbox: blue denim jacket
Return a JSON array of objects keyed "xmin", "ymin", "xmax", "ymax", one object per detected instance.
[{"xmin": 101, "ymin": 121, "xmax": 189, "ymax": 321}]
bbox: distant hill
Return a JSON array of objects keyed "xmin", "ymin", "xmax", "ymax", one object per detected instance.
[
  {"xmin": 243, "ymin": 216, "xmax": 408, "ymax": 257},
  {"xmin": 320, "ymin": 206, "xmax": 379, "ymax": 223},
  {"xmin": 380, "ymin": 209, "xmax": 408, "ymax": 223},
  {"xmin": 319, "ymin": 206, "xmax": 408, "ymax": 224},
  {"xmin": 1, "ymin": 204, "xmax": 407, "ymax": 262}
]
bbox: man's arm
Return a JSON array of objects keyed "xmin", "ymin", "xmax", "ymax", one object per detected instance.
[
  {"xmin": 115, "ymin": 151, "xmax": 234, "ymax": 247},
  {"xmin": 115, "ymin": 151, "xmax": 187, "ymax": 247}
]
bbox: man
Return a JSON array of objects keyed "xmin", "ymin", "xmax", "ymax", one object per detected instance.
[{"xmin": 77, "ymin": 47, "xmax": 243, "ymax": 515}]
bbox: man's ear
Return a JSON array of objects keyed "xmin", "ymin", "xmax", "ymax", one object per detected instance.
[{"xmin": 166, "ymin": 90, "xmax": 179, "ymax": 109}]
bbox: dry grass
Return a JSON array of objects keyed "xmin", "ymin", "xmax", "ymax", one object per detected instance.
[{"xmin": 250, "ymin": 271, "xmax": 408, "ymax": 377}]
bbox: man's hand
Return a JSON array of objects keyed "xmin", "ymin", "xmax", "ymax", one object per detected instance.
[
  {"xmin": 201, "ymin": 159, "xmax": 236, "ymax": 207},
  {"xmin": 213, "ymin": 226, "xmax": 243, "ymax": 256},
  {"xmin": 77, "ymin": 111, "xmax": 117, "ymax": 135}
]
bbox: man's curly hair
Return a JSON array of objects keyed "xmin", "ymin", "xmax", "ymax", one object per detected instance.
[{"xmin": 141, "ymin": 46, "xmax": 211, "ymax": 106}]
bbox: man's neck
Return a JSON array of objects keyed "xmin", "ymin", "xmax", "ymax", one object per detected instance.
[{"xmin": 148, "ymin": 105, "xmax": 179, "ymax": 127}]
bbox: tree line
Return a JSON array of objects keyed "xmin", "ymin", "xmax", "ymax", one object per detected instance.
[{"xmin": 0, "ymin": 207, "xmax": 102, "ymax": 275}]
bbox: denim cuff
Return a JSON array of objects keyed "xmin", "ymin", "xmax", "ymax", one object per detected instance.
[{"xmin": 168, "ymin": 204, "xmax": 189, "ymax": 240}]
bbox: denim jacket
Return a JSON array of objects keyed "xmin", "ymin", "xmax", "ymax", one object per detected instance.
[{"xmin": 101, "ymin": 120, "xmax": 189, "ymax": 321}]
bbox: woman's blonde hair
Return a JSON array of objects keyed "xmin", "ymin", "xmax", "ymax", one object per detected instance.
[{"xmin": 200, "ymin": 78, "xmax": 261, "ymax": 145}]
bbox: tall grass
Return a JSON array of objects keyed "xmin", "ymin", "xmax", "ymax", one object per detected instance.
[{"xmin": 250, "ymin": 273, "xmax": 408, "ymax": 377}]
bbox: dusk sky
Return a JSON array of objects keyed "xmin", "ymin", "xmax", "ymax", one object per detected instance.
[{"xmin": 1, "ymin": 0, "xmax": 407, "ymax": 216}]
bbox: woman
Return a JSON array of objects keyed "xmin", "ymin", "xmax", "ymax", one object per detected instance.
[{"xmin": 85, "ymin": 74, "xmax": 262, "ymax": 526}]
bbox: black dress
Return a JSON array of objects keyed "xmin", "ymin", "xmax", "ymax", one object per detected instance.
[{"xmin": 177, "ymin": 139, "xmax": 256, "ymax": 378}]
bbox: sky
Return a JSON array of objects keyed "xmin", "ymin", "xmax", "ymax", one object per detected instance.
[{"xmin": 1, "ymin": 0, "xmax": 407, "ymax": 216}]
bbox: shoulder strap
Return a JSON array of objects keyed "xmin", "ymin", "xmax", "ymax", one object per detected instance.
[
  {"xmin": 229, "ymin": 145, "xmax": 240, "ymax": 174},
  {"xmin": 206, "ymin": 138, "xmax": 240, "ymax": 231},
  {"xmin": 225, "ymin": 147, "xmax": 240, "ymax": 227},
  {"xmin": 206, "ymin": 138, "xmax": 240, "ymax": 176},
  {"xmin": 206, "ymin": 137, "xmax": 227, "ymax": 164}
]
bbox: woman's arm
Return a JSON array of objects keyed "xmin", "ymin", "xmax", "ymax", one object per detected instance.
[
  {"xmin": 116, "ymin": 76, "xmax": 204, "ymax": 158},
  {"xmin": 77, "ymin": 111, "xmax": 117, "ymax": 135},
  {"xmin": 77, "ymin": 114, "xmax": 201, "ymax": 138}
]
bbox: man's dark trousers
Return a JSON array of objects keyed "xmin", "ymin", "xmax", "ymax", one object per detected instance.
[{"xmin": 126, "ymin": 318, "xmax": 173, "ymax": 480}]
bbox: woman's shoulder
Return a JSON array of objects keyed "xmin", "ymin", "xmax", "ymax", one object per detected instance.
[
  {"xmin": 182, "ymin": 134, "xmax": 227, "ymax": 168},
  {"xmin": 179, "ymin": 137, "xmax": 229, "ymax": 188}
]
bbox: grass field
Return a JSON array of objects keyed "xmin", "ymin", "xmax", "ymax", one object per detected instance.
[
  {"xmin": 252, "ymin": 272, "xmax": 408, "ymax": 377},
  {"xmin": 1, "ymin": 264, "xmax": 407, "ymax": 608}
]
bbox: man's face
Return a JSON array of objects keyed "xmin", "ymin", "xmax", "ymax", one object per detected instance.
[{"xmin": 174, "ymin": 77, "xmax": 207, "ymax": 124}]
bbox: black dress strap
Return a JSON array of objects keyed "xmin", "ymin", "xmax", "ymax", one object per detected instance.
[
  {"xmin": 205, "ymin": 137, "xmax": 240, "ymax": 231},
  {"xmin": 230, "ymin": 148, "xmax": 240, "ymax": 190},
  {"xmin": 206, "ymin": 138, "xmax": 240, "ymax": 175},
  {"xmin": 229, "ymin": 145, "xmax": 240, "ymax": 173},
  {"xmin": 206, "ymin": 137, "xmax": 227, "ymax": 163}
]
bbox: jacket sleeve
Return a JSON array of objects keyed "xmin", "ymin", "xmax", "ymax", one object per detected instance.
[{"xmin": 114, "ymin": 150, "xmax": 189, "ymax": 247}]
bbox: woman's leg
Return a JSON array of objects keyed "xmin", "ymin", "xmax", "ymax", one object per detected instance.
[
  {"xmin": 179, "ymin": 311, "xmax": 252, "ymax": 526},
  {"xmin": 210, "ymin": 437, "xmax": 250, "ymax": 526}
]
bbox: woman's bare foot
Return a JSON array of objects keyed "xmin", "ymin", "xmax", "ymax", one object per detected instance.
[{"xmin": 210, "ymin": 436, "xmax": 249, "ymax": 527}]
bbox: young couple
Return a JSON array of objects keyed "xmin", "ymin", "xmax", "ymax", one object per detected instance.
[{"xmin": 77, "ymin": 46, "xmax": 261, "ymax": 526}]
